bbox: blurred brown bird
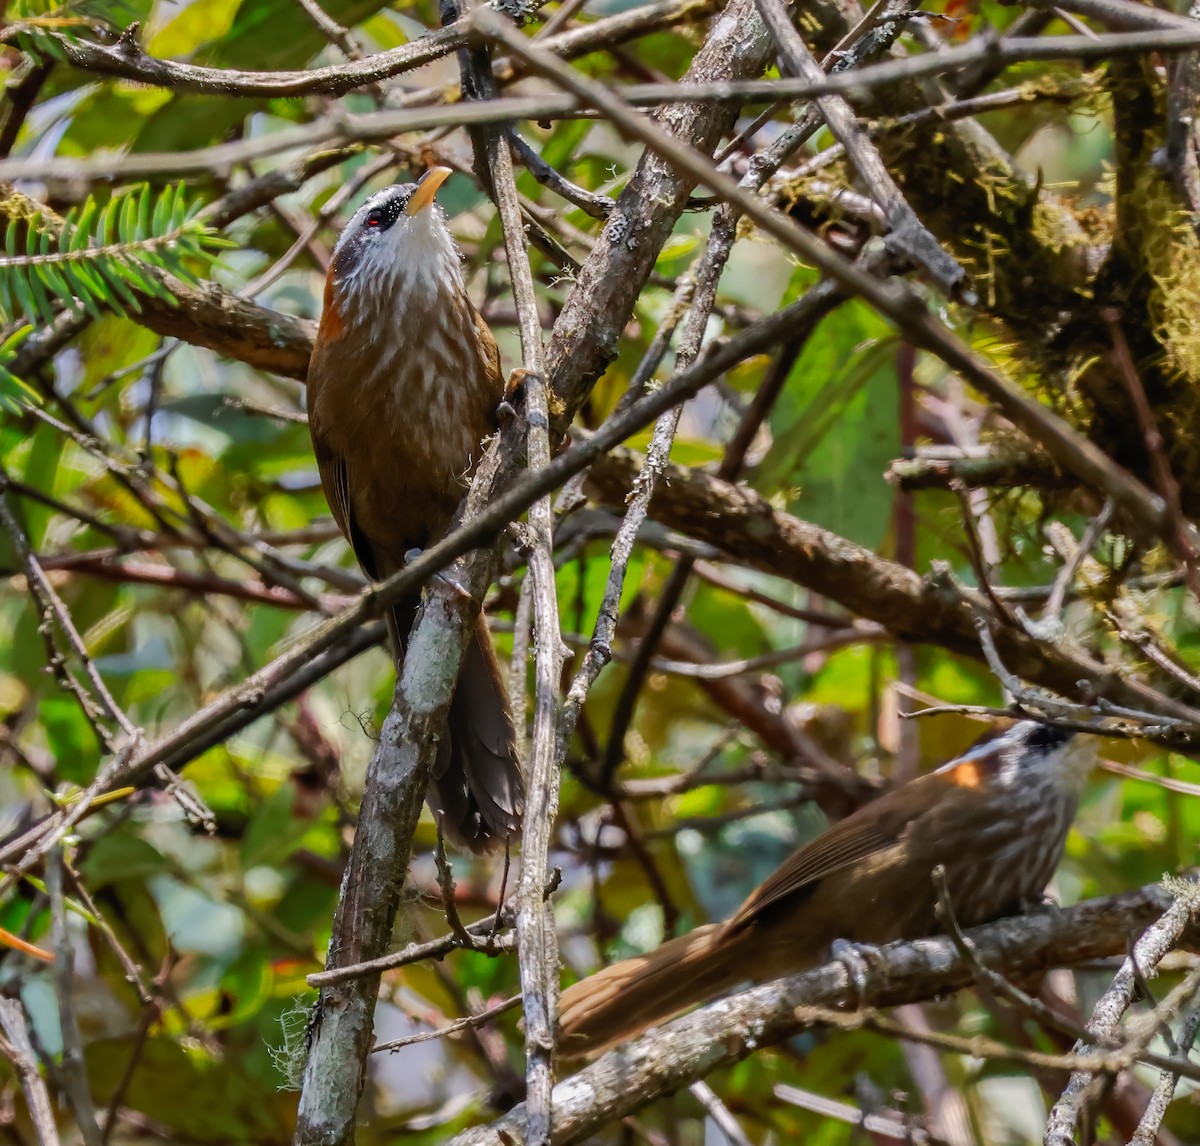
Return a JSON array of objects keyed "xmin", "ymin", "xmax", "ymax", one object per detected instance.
[
  {"xmin": 558, "ymin": 721, "xmax": 1096, "ymax": 1053},
  {"xmin": 306, "ymin": 166, "xmax": 523, "ymax": 852}
]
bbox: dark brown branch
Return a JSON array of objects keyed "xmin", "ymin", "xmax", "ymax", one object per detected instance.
[{"xmin": 583, "ymin": 448, "xmax": 1181, "ymax": 722}]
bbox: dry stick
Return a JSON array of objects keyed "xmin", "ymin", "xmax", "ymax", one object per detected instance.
[
  {"xmin": 26, "ymin": 552, "xmax": 337, "ymax": 610},
  {"xmin": 752, "ymin": 0, "xmax": 965, "ymax": 298},
  {"xmin": 1019, "ymin": 500, "xmax": 1114, "ymax": 639},
  {"xmin": 591, "ymin": 8, "xmax": 876, "ymax": 789},
  {"xmin": 1044, "ymin": 879, "xmax": 1200, "ymax": 1146},
  {"xmin": 688, "ymin": 1080, "xmax": 754, "ymax": 1146},
  {"xmin": 293, "ymin": 559, "xmax": 501, "ymax": 1144},
  {"xmin": 46, "ymin": 851, "xmax": 102, "ymax": 1146},
  {"xmin": 306, "ymin": 868, "xmax": 562, "ymax": 988},
  {"xmin": 1108, "ymin": 616, "xmax": 1200, "ymax": 698},
  {"xmin": 372, "ymin": 994, "xmax": 522, "ymax": 1053},
  {"xmin": 552, "ymin": 267, "xmax": 702, "ymax": 765},
  {"xmin": 312, "ymin": 928, "xmax": 517, "ymax": 987},
  {"xmin": 433, "ymin": 835, "xmax": 477, "ymax": 949},
  {"xmin": 509, "ymin": 571, "xmax": 534, "ymax": 739},
  {"xmin": 446, "ymin": 883, "xmax": 1200, "ymax": 1145},
  {"xmin": 773, "ymin": 1084, "xmax": 931, "ymax": 1143},
  {"xmin": 467, "ymin": 29, "xmax": 566, "ymax": 1137},
  {"xmin": 1046, "ymin": 0, "xmax": 1200, "ymax": 32},
  {"xmin": 0, "ymin": 998, "xmax": 60, "ymax": 1146},
  {"xmin": 1130, "ymin": 1002, "xmax": 1200, "ymax": 1145},
  {"xmin": 512, "ymin": 397, "xmax": 565, "ymax": 1142},
  {"xmin": 472, "ymin": 10, "xmax": 1173, "ymax": 544},
  {"xmin": 792, "ymin": 999, "xmax": 1200, "ymax": 1084},
  {"xmin": 4, "ymin": 0, "xmax": 719, "ymax": 109},
  {"xmin": 0, "ymin": 467, "xmax": 136, "ymax": 749},
  {"xmin": 62, "ymin": 860, "xmax": 152, "ymax": 1006},
  {"xmin": 786, "ymin": 77, "xmax": 1099, "ymax": 182},
  {"xmin": 17, "ymin": 28, "xmax": 1200, "ymax": 185},
  {"xmin": 932, "ymin": 864, "xmax": 1109, "ymax": 1057}
]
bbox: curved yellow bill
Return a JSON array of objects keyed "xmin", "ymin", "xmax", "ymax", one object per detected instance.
[{"xmin": 406, "ymin": 166, "xmax": 453, "ymax": 215}]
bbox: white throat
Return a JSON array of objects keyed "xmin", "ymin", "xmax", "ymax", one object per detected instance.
[{"xmin": 335, "ymin": 205, "xmax": 465, "ymax": 321}]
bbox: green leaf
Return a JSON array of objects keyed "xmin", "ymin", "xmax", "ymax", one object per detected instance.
[{"xmin": 81, "ymin": 833, "xmax": 174, "ymax": 888}]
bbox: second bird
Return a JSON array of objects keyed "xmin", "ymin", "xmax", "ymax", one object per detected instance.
[
  {"xmin": 558, "ymin": 722, "xmax": 1096, "ymax": 1053},
  {"xmin": 306, "ymin": 166, "xmax": 524, "ymax": 852}
]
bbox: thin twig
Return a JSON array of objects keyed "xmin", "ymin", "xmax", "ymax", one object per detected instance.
[
  {"xmin": 688, "ymin": 1081, "xmax": 753, "ymax": 1146},
  {"xmin": 374, "ymin": 994, "xmax": 522, "ymax": 1053},
  {"xmin": 1044, "ymin": 879, "xmax": 1200, "ymax": 1146},
  {"xmin": 46, "ymin": 851, "xmax": 102, "ymax": 1146},
  {"xmin": 0, "ymin": 998, "xmax": 60, "ymax": 1146},
  {"xmin": 467, "ymin": 26, "xmax": 566, "ymax": 1131}
]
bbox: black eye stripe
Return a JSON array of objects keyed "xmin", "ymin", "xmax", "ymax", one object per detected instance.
[{"xmin": 359, "ymin": 186, "xmax": 413, "ymax": 235}]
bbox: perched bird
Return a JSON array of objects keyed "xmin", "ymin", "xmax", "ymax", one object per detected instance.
[
  {"xmin": 306, "ymin": 166, "xmax": 523, "ymax": 852},
  {"xmin": 558, "ymin": 721, "xmax": 1096, "ymax": 1053}
]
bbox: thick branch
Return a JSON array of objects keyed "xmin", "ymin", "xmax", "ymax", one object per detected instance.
[
  {"xmin": 447, "ymin": 882, "xmax": 1200, "ymax": 1145},
  {"xmin": 584, "ymin": 448, "xmax": 1173, "ymax": 716}
]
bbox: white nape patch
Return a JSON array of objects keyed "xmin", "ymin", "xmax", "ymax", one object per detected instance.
[{"xmin": 336, "ymin": 201, "xmax": 465, "ymax": 320}]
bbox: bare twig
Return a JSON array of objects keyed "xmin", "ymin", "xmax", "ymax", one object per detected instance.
[
  {"xmin": 465, "ymin": 22, "xmax": 567, "ymax": 1133},
  {"xmin": 1129, "ymin": 1000, "xmax": 1200, "ymax": 1145},
  {"xmin": 447, "ymin": 883, "xmax": 1200, "ymax": 1145},
  {"xmin": 753, "ymin": 0, "xmax": 964, "ymax": 297},
  {"xmin": 373, "ymin": 995, "xmax": 522, "ymax": 1053},
  {"xmin": 1044, "ymin": 879, "xmax": 1200, "ymax": 1146},
  {"xmin": 46, "ymin": 851, "xmax": 101, "ymax": 1146},
  {"xmin": 688, "ymin": 1081, "xmax": 753, "ymax": 1146},
  {"xmin": 0, "ymin": 997, "xmax": 60, "ymax": 1146}
]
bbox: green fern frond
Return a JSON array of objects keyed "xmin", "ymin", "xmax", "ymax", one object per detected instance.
[
  {"xmin": 0, "ymin": 183, "xmax": 228, "ymax": 327},
  {"xmin": 0, "ymin": 327, "xmax": 40, "ymax": 414},
  {"xmin": 0, "ymin": 183, "xmax": 228, "ymax": 408}
]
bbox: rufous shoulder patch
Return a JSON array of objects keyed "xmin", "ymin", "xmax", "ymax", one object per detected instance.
[
  {"xmin": 316, "ymin": 276, "xmax": 346, "ymax": 343},
  {"xmin": 946, "ymin": 758, "xmax": 985, "ymax": 788}
]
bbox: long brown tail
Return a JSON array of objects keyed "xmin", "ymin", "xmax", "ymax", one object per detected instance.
[
  {"xmin": 429, "ymin": 614, "xmax": 524, "ymax": 851},
  {"xmin": 388, "ymin": 602, "xmax": 524, "ymax": 852},
  {"xmin": 558, "ymin": 923, "xmax": 751, "ymax": 1055}
]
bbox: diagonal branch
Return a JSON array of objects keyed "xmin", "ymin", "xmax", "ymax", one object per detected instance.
[
  {"xmin": 446, "ymin": 881, "xmax": 1200, "ymax": 1145},
  {"xmin": 752, "ymin": 0, "xmax": 965, "ymax": 297}
]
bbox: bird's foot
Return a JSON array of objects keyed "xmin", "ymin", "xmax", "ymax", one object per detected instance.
[
  {"xmin": 830, "ymin": 938, "xmax": 882, "ymax": 1011},
  {"xmin": 403, "ymin": 548, "xmax": 471, "ymax": 599},
  {"xmin": 1019, "ymin": 892, "xmax": 1062, "ymax": 920},
  {"xmin": 497, "ymin": 368, "xmax": 536, "ymax": 426}
]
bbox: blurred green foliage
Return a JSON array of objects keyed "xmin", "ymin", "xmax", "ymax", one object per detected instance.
[{"xmin": 0, "ymin": 0, "xmax": 1196, "ymax": 1142}]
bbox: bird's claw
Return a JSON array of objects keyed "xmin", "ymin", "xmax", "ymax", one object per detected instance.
[
  {"xmin": 404, "ymin": 548, "xmax": 471, "ymax": 599},
  {"xmin": 1019, "ymin": 892, "xmax": 1063, "ymax": 920},
  {"xmin": 831, "ymin": 938, "xmax": 881, "ymax": 1010}
]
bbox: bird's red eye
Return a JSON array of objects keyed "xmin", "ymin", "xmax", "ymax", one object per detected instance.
[{"xmin": 365, "ymin": 210, "xmax": 383, "ymax": 228}]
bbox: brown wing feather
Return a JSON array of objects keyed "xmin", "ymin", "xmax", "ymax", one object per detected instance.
[
  {"xmin": 473, "ymin": 305, "xmax": 502, "ymax": 390},
  {"xmin": 726, "ymin": 769, "xmax": 951, "ymax": 932},
  {"xmin": 311, "ymin": 434, "xmax": 379, "ymax": 582}
]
